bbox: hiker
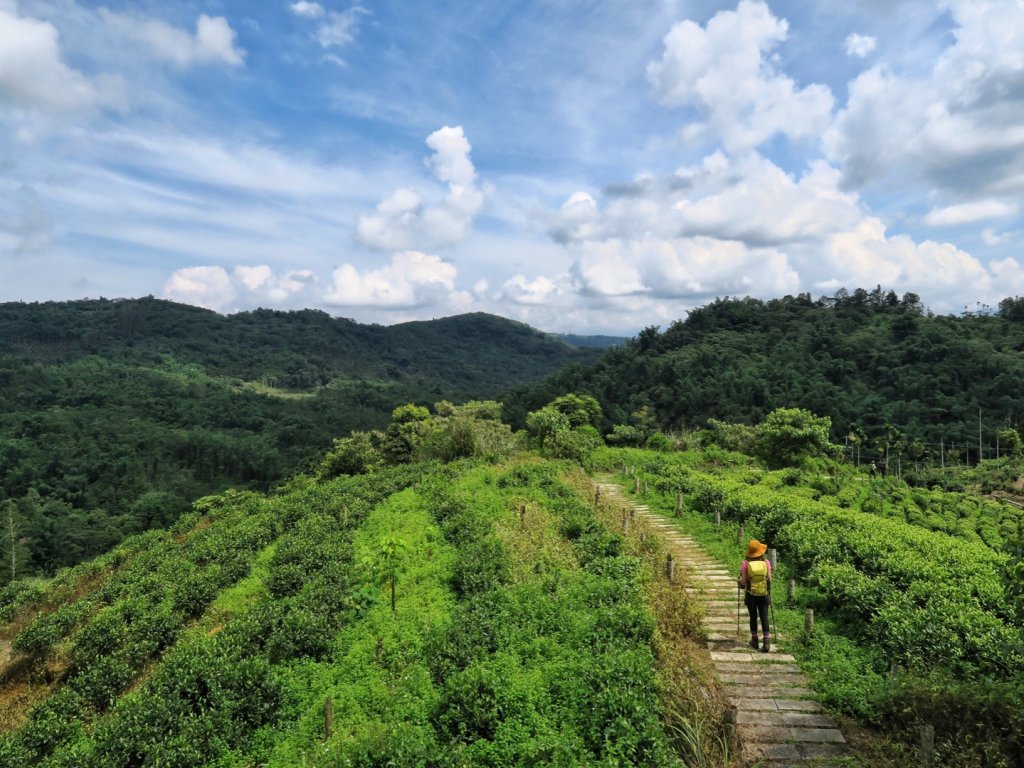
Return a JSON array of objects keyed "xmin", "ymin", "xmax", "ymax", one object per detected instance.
[
  {"xmin": 869, "ymin": 461, "xmax": 877, "ymax": 478},
  {"xmin": 738, "ymin": 539, "xmax": 772, "ymax": 652}
]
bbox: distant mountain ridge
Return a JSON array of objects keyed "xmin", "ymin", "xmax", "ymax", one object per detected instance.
[
  {"xmin": 0, "ymin": 299, "xmax": 597, "ymax": 395},
  {"xmin": 0, "ymin": 298, "xmax": 599, "ymax": 579}
]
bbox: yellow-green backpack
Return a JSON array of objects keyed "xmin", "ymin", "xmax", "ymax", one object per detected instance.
[{"xmin": 747, "ymin": 560, "xmax": 769, "ymax": 596}]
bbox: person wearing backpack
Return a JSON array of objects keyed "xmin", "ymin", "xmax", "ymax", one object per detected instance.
[{"xmin": 738, "ymin": 539, "xmax": 772, "ymax": 652}]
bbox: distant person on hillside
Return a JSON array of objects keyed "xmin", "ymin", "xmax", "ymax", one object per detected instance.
[
  {"xmin": 738, "ymin": 539, "xmax": 772, "ymax": 652},
  {"xmin": 869, "ymin": 461, "xmax": 877, "ymax": 478}
]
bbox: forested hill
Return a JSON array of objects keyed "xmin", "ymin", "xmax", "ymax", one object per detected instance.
[
  {"xmin": 505, "ymin": 289, "xmax": 1024, "ymax": 460},
  {"xmin": 0, "ymin": 298, "xmax": 597, "ymax": 579},
  {"xmin": 0, "ymin": 299, "xmax": 596, "ymax": 395}
]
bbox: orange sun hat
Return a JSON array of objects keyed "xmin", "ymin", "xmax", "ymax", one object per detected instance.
[{"xmin": 745, "ymin": 539, "xmax": 768, "ymax": 559}]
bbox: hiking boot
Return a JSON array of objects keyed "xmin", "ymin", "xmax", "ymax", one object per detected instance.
[
  {"xmin": 749, "ymin": 636, "xmax": 759, "ymax": 650},
  {"xmin": 761, "ymin": 637, "xmax": 771, "ymax": 653}
]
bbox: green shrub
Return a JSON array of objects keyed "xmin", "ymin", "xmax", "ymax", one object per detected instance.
[{"xmin": 451, "ymin": 537, "xmax": 512, "ymax": 596}]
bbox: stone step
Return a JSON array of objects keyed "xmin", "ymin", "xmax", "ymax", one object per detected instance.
[
  {"xmin": 736, "ymin": 710, "xmax": 835, "ymax": 728},
  {"xmin": 738, "ymin": 724, "xmax": 846, "ymax": 744},
  {"xmin": 720, "ymin": 672, "xmax": 809, "ymax": 686},
  {"xmin": 596, "ymin": 480, "xmax": 849, "ymax": 764},
  {"xmin": 741, "ymin": 742, "xmax": 849, "ymax": 763},
  {"xmin": 716, "ymin": 662, "xmax": 801, "ymax": 674},
  {"xmin": 730, "ymin": 697, "xmax": 824, "ymax": 712},
  {"xmin": 727, "ymin": 687, "xmax": 815, "ymax": 699},
  {"xmin": 711, "ymin": 651, "xmax": 797, "ymax": 663}
]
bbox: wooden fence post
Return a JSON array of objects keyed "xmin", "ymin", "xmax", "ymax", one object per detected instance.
[
  {"xmin": 804, "ymin": 608, "xmax": 814, "ymax": 636},
  {"xmin": 920, "ymin": 724, "xmax": 935, "ymax": 767},
  {"xmin": 519, "ymin": 504, "xmax": 525, "ymax": 527},
  {"xmin": 665, "ymin": 553, "xmax": 675, "ymax": 582},
  {"xmin": 594, "ymin": 487, "xmax": 600, "ymax": 507},
  {"xmin": 675, "ymin": 493, "xmax": 682, "ymax": 517},
  {"xmin": 787, "ymin": 579, "xmax": 795, "ymax": 602},
  {"xmin": 622, "ymin": 513, "xmax": 629, "ymax": 535},
  {"xmin": 767, "ymin": 548, "xmax": 777, "ymax": 571},
  {"xmin": 714, "ymin": 510, "xmax": 721, "ymax": 527},
  {"xmin": 634, "ymin": 476, "xmax": 640, "ymax": 493},
  {"xmin": 324, "ymin": 696, "xmax": 334, "ymax": 740}
]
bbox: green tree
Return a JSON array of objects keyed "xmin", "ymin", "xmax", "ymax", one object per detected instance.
[
  {"xmin": 318, "ymin": 431, "xmax": 384, "ymax": 477},
  {"xmin": 526, "ymin": 406, "xmax": 570, "ymax": 451},
  {"xmin": 380, "ymin": 404, "xmax": 437, "ymax": 465},
  {"xmin": 361, "ymin": 536, "xmax": 407, "ymax": 612},
  {"xmin": 998, "ymin": 428, "xmax": 1023, "ymax": 458},
  {"xmin": 754, "ymin": 408, "xmax": 839, "ymax": 468},
  {"xmin": 548, "ymin": 393, "xmax": 602, "ymax": 428}
]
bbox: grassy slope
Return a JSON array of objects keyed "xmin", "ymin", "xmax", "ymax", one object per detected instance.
[{"xmin": 0, "ymin": 454, "xmax": 723, "ymax": 768}]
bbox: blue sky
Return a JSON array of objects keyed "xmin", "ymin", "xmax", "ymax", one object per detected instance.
[{"xmin": 2, "ymin": 0, "xmax": 1023, "ymax": 334}]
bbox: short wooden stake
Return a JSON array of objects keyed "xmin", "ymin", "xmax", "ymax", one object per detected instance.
[
  {"xmin": 643, "ymin": 479, "xmax": 648, "ymax": 494},
  {"xmin": 767, "ymin": 548, "xmax": 777, "ymax": 570},
  {"xmin": 675, "ymin": 493, "xmax": 682, "ymax": 517},
  {"xmin": 804, "ymin": 608, "xmax": 814, "ymax": 636},
  {"xmin": 666, "ymin": 553, "xmax": 675, "ymax": 582},
  {"xmin": 594, "ymin": 487, "xmax": 600, "ymax": 506},
  {"xmin": 920, "ymin": 724, "xmax": 935, "ymax": 767},
  {"xmin": 622, "ymin": 513, "xmax": 629, "ymax": 534},
  {"xmin": 634, "ymin": 477, "xmax": 640, "ymax": 493},
  {"xmin": 630, "ymin": 507, "xmax": 636, "ymax": 521},
  {"xmin": 787, "ymin": 578, "xmax": 795, "ymax": 602},
  {"xmin": 324, "ymin": 696, "xmax": 334, "ymax": 740},
  {"xmin": 714, "ymin": 510, "xmax": 721, "ymax": 527},
  {"xmin": 519, "ymin": 504, "xmax": 525, "ymax": 526}
]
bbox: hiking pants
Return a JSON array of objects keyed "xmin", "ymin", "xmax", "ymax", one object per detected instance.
[{"xmin": 745, "ymin": 593, "xmax": 769, "ymax": 637}]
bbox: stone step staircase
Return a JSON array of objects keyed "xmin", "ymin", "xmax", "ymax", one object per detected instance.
[{"xmin": 595, "ymin": 482, "xmax": 850, "ymax": 767}]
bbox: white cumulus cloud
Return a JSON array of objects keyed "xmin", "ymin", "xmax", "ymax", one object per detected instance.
[
  {"xmin": 99, "ymin": 10, "xmax": 245, "ymax": 68},
  {"xmin": 818, "ymin": 217, "xmax": 998, "ymax": 303},
  {"xmin": 500, "ymin": 274, "xmax": 562, "ymax": 305},
  {"xmin": 163, "ymin": 264, "xmax": 318, "ymax": 311},
  {"xmin": 356, "ymin": 126, "xmax": 484, "ymax": 251},
  {"xmin": 163, "ymin": 266, "xmax": 237, "ymax": 311},
  {"xmin": 324, "ymin": 251, "xmax": 462, "ymax": 308},
  {"xmin": 844, "ymin": 33, "xmax": 877, "ymax": 58},
  {"xmin": 827, "ymin": 0, "xmax": 1024, "ymax": 196},
  {"xmin": 647, "ymin": 0, "xmax": 833, "ymax": 152},
  {"xmin": 0, "ymin": 5, "xmax": 102, "ymax": 113},
  {"xmin": 290, "ymin": 2, "xmax": 325, "ymax": 19}
]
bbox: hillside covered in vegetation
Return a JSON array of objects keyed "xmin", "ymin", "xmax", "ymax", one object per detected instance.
[
  {"xmin": 0, "ymin": 299, "xmax": 598, "ymax": 581},
  {"xmin": 2, "ymin": 397, "xmax": 1022, "ymax": 767},
  {"xmin": 506, "ymin": 288, "xmax": 1024, "ymax": 470},
  {"xmin": 0, "ymin": 403, "xmax": 722, "ymax": 768}
]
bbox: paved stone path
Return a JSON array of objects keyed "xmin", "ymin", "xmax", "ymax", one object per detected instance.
[{"xmin": 595, "ymin": 481, "xmax": 850, "ymax": 767}]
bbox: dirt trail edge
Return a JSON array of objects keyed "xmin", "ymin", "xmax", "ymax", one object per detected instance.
[{"xmin": 595, "ymin": 479, "xmax": 850, "ymax": 768}]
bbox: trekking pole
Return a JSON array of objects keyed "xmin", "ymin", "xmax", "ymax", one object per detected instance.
[
  {"xmin": 736, "ymin": 581, "xmax": 741, "ymax": 639},
  {"xmin": 770, "ymin": 586, "xmax": 778, "ymax": 646}
]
